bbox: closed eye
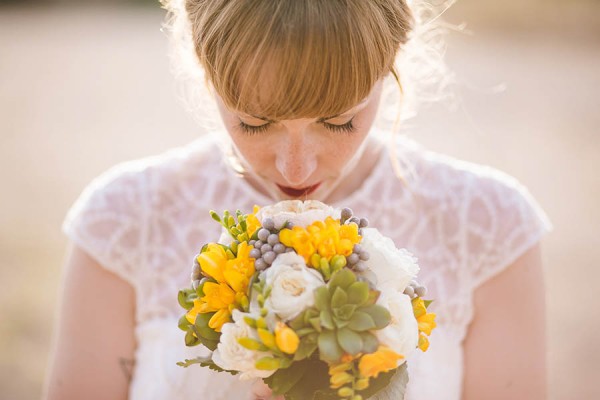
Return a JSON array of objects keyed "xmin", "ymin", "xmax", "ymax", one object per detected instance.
[{"xmin": 237, "ymin": 118, "xmax": 356, "ymax": 135}]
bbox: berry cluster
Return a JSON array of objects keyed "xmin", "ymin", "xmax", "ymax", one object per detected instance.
[{"xmin": 248, "ymin": 218, "xmax": 294, "ymax": 271}]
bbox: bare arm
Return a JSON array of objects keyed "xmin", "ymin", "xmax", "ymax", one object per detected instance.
[
  {"xmin": 463, "ymin": 243, "xmax": 547, "ymax": 399},
  {"xmin": 43, "ymin": 242, "xmax": 136, "ymax": 400}
]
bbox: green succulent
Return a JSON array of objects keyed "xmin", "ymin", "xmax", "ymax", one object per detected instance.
[{"xmin": 290, "ymin": 268, "xmax": 391, "ymax": 363}]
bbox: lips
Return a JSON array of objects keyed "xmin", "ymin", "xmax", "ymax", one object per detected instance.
[{"xmin": 276, "ymin": 182, "xmax": 321, "ymax": 197}]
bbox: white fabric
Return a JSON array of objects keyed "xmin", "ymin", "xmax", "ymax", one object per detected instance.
[{"xmin": 62, "ymin": 131, "xmax": 553, "ymax": 399}]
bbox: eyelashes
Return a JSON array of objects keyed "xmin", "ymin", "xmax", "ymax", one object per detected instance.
[{"xmin": 237, "ymin": 118, "xmax": 356, "ymax": 136}]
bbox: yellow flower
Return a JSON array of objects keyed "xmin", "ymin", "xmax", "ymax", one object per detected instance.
[
  {"xmin": 279, "ymin": 226, "xmax": 316, "ymax": 261},
  {"xmin": 208, "ymin": 308, "xmax": 231, "ymax": 332},
  {"xmin": 279, "ymin": 217, "xmax": 361, "ymax": 264},
  {"xmin": 200, "ymin": 281, "xmax": 236, "ymax": 312},
  {"xmin": 224, "ymin": 241, "xmax": 256, "ymax": 292},
  {"xmin": 358, "ymin": 346, "xmax": 404, "ymax": 379},
  {"xmin": 274, "ymin": 322, "xmax": 300, "ymax": 354},
  {"xmin": 412, "ymin": 297, "xmax": 437, "ymax": 352},
  {"xmin": 245, "ymin": 205, "xmax": 261, "ymax": 238},
  {"xmin": 197, "ymin": 243, "xmax": 228, "ymax": 283}
]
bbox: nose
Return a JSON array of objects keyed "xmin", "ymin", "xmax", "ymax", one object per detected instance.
[{"xmin": 275, "ymin": 124, "xmax": 317, "ymax": 186}]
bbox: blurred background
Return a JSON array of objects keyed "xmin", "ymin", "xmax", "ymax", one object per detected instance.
[{"xmin": 1, "ymin": 0, "xmax": 598, "ymax": 399}]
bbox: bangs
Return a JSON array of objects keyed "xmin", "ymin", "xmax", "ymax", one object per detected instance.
[{"xmin": 192, "ymin": 1, "xmax": 408, "ymax": 120}]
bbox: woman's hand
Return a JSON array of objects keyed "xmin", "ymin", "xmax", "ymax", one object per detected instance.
[{"xmin": 252, "ymin": 380, "xmax": 285, "ymax": 400}]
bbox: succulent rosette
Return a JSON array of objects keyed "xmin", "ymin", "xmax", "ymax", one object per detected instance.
[{"xmin": 177, "ymin": 201, "xmax": 437, "ymax": 400}]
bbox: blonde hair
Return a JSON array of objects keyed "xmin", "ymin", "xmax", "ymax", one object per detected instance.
[{"xmin": 160, "ymin": 0, "xmax": 458, "ymax": 184}]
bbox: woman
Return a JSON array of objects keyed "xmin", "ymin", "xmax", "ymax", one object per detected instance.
[{"xmin": 44, "ymin": 1, "xmax": 551, "ymax": 399}]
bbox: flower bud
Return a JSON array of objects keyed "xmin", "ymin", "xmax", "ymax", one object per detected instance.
[{"xmin": 275, "ymin": 322, "xmax": 300, "ymax": 354}]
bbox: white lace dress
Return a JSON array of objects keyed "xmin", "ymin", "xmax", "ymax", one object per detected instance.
[{"xmin": 62, "ymin": 133, "xmax": 553, "ymax": 400}]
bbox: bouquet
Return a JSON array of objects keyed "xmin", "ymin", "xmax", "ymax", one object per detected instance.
[{"xmin": 177, "ymin": 200, "xmax": 437, "ymax": 399}]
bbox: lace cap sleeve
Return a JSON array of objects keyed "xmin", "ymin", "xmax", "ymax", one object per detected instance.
[
  {"xmin": 61, "ymin": 162, "xmax": 147, "ymax": 287},
  {"xmin": 462, "ymin": 167, "xmax": 554, "ymax": 291}
]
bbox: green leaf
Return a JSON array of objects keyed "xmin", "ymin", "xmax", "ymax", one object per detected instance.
[
  {"xmin": 176, "ymin": 354, "xmax": 239, "ymax": 376},
  {"xmin": 359, "ymin": 363, "xmax": 407, "ymax": 399},
  {"xmin": 328, "ymin": 269, "xmax": 356, "ymax": 292},
  {"xmin": 346, "ymin": 281, "xmax": 370, "ymax": 305},
  {"xmin": 333, "ymin": 304, "xmax": 356, "ymax": 321},
  {"xmin": 184, "ymin": 329, "xmax": 200, "ymax": 346},
  {"xmin": 178, "ymin": 289, "xmax": 195, "ymax": 310},
  {"xmin": 364, "ymin": 289, "xmax": 380, "ymax": 306},
  {"xmin": 320, "ymin": 309, "xmax": 335, "ymax": 330},
  {"xmin": 178, "ymin": 314, "xmax": 191, "ymax": 331},
  {"xmin": 194, "ymin": 313, "xmax": 221, "ymax": 340},
  {"xmin": 293, "ymin": 339, "xmax": 318, "ymax": 361},
  {"xmin": 424, "ymin": 299, "xmax": 434, "ymax": 308},
  {"xmin": 314, "ymin": 287, "xmax": 330, "ymax": 311},
  {"xmin": 360, "ymin": 331, "xmax": 379, "ymax": 354},
  {"xmin": 347, "ymin": 311, "xmax": 376, "ymax": 331},
  {"xmin": 264, "ymin": 358, "xmax": 337, "ymax": 399},
  {"xmin": 289, "ymin": 311, "xmax": 306, "ymax": 331},
  {"xmin": 263, "ymin": 358, "xmax": 308, "ymax": 395},
  {"xmin": 331, "ymin": 287, "xmax": 348, "ymax": 309},
  {"xmin": 336, "ymin": 328, "xmax": 363, "ymax": 355},
  {"xmin": 361, "ymin": 304, "xmax": 391, "ymax": 330},
  {"xmin": 318, "ymin": 331, "xmax": 343, "ymax": 362}
]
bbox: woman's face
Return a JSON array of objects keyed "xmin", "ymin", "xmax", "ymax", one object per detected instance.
[{"xmin": 215, "ymin": 79, "xmax": 384, "ymax": 201}]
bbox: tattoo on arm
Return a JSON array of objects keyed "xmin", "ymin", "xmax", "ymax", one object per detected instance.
[{"xmin": 119, "ymin": 357, "xmax": 135, "ymax": 382}]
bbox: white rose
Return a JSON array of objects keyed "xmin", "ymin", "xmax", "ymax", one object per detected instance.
[
  {"xmin": 264, "ymin": 252, "xmax": 325, "ymax": 321},
  {"xmin": 374, "ymin": 289, "xmax": 419, "ymax": 365},
  {"xmin": 256, "ymin": 200, "xmax": 339, "ymax": 228},
  {"xmin": 360, "ymin": 228, "xmax": 419, "ymax": 294},
  {"xmin": 212, "ymin": 310, "xmax": 276, "ymax": 381}
]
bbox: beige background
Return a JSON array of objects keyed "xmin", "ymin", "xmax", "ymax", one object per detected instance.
[{"xmin": 1, "ymin": 1, "xmax": 599, "ymax": 399}]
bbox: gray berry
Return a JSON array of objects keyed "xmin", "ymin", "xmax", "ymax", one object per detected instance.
[
  {"xmin": 341, "ymin": 208, "xmax": 353, "ymax": 221},
  {"xmin": 359, "ymin": 251, "xmax": 370, "ymax": 261},
  {"xmin": 261, "ymin": 244, "xmax": 272, "ymax": 254},
  {"xmin": 353, "ymin": 244, "xmax": 362, "ymax": 254},
  {"xmin": 415, "ymin": 286, "xmax": 427, "ymax": 297},
  {"xmin": 349, "ymin": 216, "xmax": 360, "ymax": 225},
  {"xmin": 285, "ymin": 247, "xmax": 295, "ymax": 253},
  {"xmin": 284, "ymin": 221, "xmax": 294, "ymax": 229},
  {"xmin": 192, "ymin": 261, "xmax": 201, "ymax": 278},
  {"xmin": 263, "ymin": 251, "xmax": 277, "ymax": 265},
  {"xmin": 267, "ymin": 234, "xmax": 279, "ymax": 246},
  {"xmin": 404, "ymin": 286, "xmax": 414, "ymax": 297},
  {"xmin": 359, "ymin": 218, "xmax": 369, "ymax": 228},
  {"xmin": 354, "ymin": 261, "xmax": 368, "ymax": 272},
  {"xmin": 254, "ymin": 240, "xmax": 264, "ymax": 248},
  {"xmin": 347, "ymin": 253, "xmax": 359, "ymax": 265},
  {"xmin": 192, "ymin": 279, "xmax": 201, "ymax": 290},
  {"xmin": 258, "ymin": 228, "xmax": 270, "ymax": 241},
  {"xmin": 262, "ymin": 218, "xmax": 275, "ymax": 231},
  {"xmin": 249, "ymin": 240, "xmax": 256, "ymax": 246},
  {"xmin": 255, "ymin": 258, "xmax": 267, "ymax": 270},
  {"xmin": 273, "ymin": 243, "xmax": 286, "ymax": 254},
  {"xmin": 249, "ymin": 249, "xmax": 262, "ymax": 259}
]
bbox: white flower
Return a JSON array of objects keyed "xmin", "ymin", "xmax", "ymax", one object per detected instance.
[
  {"xmin": 374, "ymin": 290, "xmax": 419, "ymax": 365},
  {"xmin": 211, "ymin": 310, "xmax": 275, "ymax": 380},
  {"xmin": 360, "ymin": 228, "xmax": 419, "ymax": 294},
  {"xmin": 263, "ymin": 252, "xmax": 325, "ymax": 321},
  {"xmin": 256, "ymin": 200, "xmax": 339, "ymax": 228}
]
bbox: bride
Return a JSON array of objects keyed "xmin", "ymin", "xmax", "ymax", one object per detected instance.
[{"xmin": 44, "ymin": 1, "xmax": 551, "ymax": 399}]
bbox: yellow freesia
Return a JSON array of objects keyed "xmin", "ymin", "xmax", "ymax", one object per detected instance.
[
  {"xmin": 223, "ymin": 241, "xmax": 256, "ymax": 292},
  {"xmin": 412, "ymin": 297, "xmax": 437, "ymax": 352},
  {"xmin": 274, "ymin": 322, "xmax": 299, "ymax": 354},
  {"xmin": 208, "ymin": 308, "xmax": 231, "ymax": 332},
  {"xmin": 245, "ymin": 205, "xmax": 261, "ymax": 238},
  {"xmin": 358, "ymin": 346, "xmax": 404, "ymax": 379},
  {"xmin": 279, "ymin": 217, "xmax": 361, "ymax": 264},
  {"xmin": 197, "ymin": 243, "xmax": 228, "ymax": 282}
]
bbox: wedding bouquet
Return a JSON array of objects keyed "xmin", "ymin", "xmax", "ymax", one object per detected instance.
[{"xmin": 177, "ymin": 200, "xmax": 437, "ymax": 399}]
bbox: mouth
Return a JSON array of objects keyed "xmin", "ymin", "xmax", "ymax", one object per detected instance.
[{"xmin": 276, "ymin": 182, "xmax": 321, "ymax": 197}]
